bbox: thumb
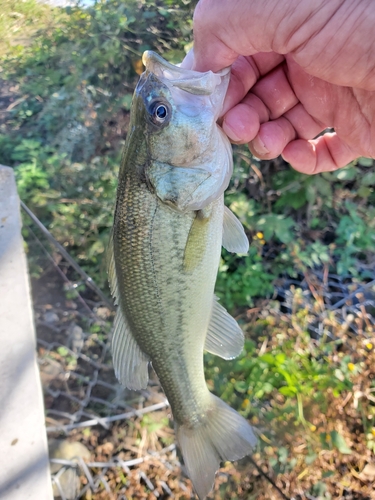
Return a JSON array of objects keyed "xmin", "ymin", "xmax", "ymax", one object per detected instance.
[{"xmin": 192, "ymin": 0, "xmax": 242, "ymax": 72}]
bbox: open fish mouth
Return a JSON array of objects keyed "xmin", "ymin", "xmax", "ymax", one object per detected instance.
[{"xmin": 142, "ymin": 50, "xmax": 229, "ymax": 95}]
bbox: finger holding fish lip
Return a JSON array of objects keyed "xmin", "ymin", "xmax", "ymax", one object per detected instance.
[
  {"xmin": 221, "ymin": 93, "xmax": 268, "ymax": 144},
  {"xmin": 184, "ymin": 48, "xmax": 331, "ymax": 166},
  {"xmin": 220, "ymin": 56, "xmax": 261, "ymax": 115},
  {"xmin": 186, "ymin": 50, "xmax": 285, "ymax": 117}
]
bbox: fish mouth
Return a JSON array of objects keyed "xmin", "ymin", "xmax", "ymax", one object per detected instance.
[{"xmin": 142, "ymin": 50, "xmax": 229, "ymax": 96}]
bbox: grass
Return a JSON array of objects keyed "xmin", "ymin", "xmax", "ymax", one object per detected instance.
[{"xmin": 0, "ymin": 0, "xmax": 60, "ymax": 55}]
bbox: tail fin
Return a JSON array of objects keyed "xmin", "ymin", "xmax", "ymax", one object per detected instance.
[{"xmin": 176, "ymin": 394, "xmax": 257, "ymax": 500}]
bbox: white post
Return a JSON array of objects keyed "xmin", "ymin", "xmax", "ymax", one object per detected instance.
[{"xmin": 0, "ymin": 165, "xmax": 53, "ymax": 499}]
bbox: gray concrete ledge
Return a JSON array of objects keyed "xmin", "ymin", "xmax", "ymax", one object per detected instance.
[{"xmin": 0, "ymin": 165, "xmax": 53, "ymax": 499}]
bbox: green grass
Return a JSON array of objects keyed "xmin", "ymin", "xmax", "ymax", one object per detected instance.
[{"xmin": 0, "ymin": 0, "xmax": 60, "ymax": 55}]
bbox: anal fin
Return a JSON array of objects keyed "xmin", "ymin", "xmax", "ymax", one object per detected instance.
[
  {"xmin": 222, "ymin": 205, "xmax": 249, "ymax": 254},
  {"xmin": 112, "ymin": 308, "xmax": 149, "ymax": 390},
  {"xmin": 204, "ymin": 296, "xmax": 244, "ymax": 359}
]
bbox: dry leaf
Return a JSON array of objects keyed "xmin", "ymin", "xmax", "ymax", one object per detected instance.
[{"xmin": 359, "ymin": 463, "xmax": 375, "ymax": 482}]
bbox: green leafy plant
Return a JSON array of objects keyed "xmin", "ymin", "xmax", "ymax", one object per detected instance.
[
  {"xmin": 216, "ymin": 249, "xmax": 275, "ymax": 310},
  {"xmin": 205, "ymin": 298, "xmax": 356, "ymax": 431}
]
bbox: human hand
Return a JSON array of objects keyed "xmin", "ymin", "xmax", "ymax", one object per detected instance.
[{"xmin": 191, "ymin": 0, "xmax": 375, "ymax": 174}]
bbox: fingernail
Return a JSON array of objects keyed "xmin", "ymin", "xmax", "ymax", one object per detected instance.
[
  {"xmin": 222, "ymin": 119, "xmax": 242, "ymax": 143},
  {"xmin": 252, "ymin": 137, "xmax": 270, "ymax": 156},
  {"xmin": 181, "ymin": 48, "xmax": 195, "ymax": 70}
]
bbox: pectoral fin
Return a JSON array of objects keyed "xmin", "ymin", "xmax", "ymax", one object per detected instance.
[
  {"xmin": 107, "ymin": 232, "xmax": 149, "ymax": 390},
  {"xmin": 222, "ymin": 206, "xmax": 249, "ymax": 254},
  {"xmin": 204, "ymin": 296, "xmax": 244, "ymax": 359},
  {"xmin": 183, "ymin": 212, "xmax": 210, "ymax": 273}
]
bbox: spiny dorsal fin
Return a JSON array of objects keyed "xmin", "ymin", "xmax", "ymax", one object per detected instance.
[
  {"xmin": 204, "ymin": 296, "xmax": 244, "ymax": 359},
  {"xmin": 222, "ymin": 205, "xmax": 249, "ymax": 254}
]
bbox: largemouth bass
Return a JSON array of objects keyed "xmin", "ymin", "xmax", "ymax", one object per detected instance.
[{"xmin": 108, "ymin": 51, "xmax": 256, "ymax": 499}]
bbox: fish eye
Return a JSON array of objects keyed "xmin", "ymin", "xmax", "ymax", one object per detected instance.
[
  {"xmin": 147, "ymin": 100, "xmax": 171, "ymax": 127},
  {"xmin": 154, "ymin": 104, "xmax": 168, "ymax": 121}
]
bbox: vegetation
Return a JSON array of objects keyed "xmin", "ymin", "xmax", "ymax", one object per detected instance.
[{"xmin": 1, "ymin": 1, "xmax": 374, "ymax": 498}]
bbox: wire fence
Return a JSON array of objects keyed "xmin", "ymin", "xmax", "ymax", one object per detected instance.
[{"xmin": 24, "ymin": 204, "xmax": 375, "ymax": 500}]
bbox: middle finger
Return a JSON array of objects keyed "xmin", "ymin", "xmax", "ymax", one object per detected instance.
[{"xmin": 251, "ymin": 64, "xmax": 299, "ymax": 120}]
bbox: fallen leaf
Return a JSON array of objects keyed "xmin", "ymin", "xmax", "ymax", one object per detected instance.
[
  {"xmin": 359, "ymin": 463, "xmax": 375, "ymax": 482},
  {"xmin": 331, "ymin": 430, "xmax": 352, "ymax": 454}
]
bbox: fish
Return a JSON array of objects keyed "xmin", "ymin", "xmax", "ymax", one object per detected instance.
[{"xmin": 108, "ymin": 50, "xmax": 257, "ymax": 499}]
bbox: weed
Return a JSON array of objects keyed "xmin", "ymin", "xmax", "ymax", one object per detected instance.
[{"xmin": 205, "ymin": 293, "xmax": 356, "ymax": 432}]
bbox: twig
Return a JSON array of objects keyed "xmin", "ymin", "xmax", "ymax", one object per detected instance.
[
  {"xmin": 6, "ymin": 95, "xmax": 28, "ymax": 111},
  {"xmin": 248, "ymin": 457, "xmax": 290, "ymax": 500},
  {"xmin": 46, "ymin": 400, "xmax": 169, "ymax": 432},
  {"xmin": 237, "ymin": 151, "xmax": 266, "ymax": 189}
]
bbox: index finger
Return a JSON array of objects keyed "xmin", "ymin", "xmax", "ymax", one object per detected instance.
[
  {"xmin": 192, "ymin": 0, "xmax": 280, "ymax": 72},
  {"xmin": 223, "ymin": 53, "xmax": 285, "ymax": 114}
]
